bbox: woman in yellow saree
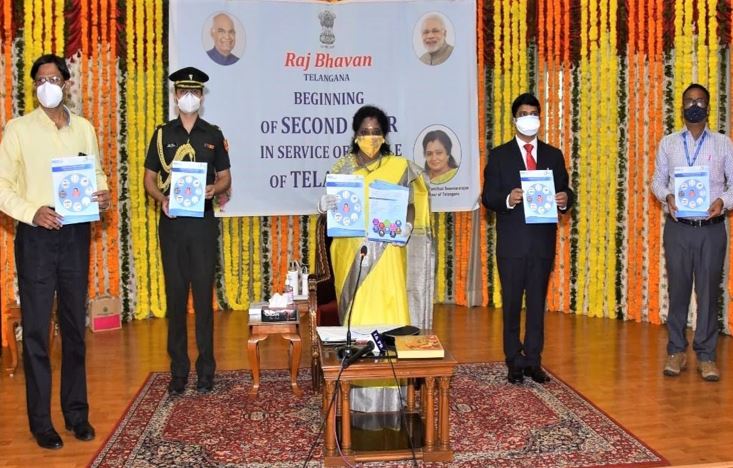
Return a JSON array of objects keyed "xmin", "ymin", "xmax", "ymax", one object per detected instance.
[{"xmin": 318, "ymin": 105, "xmax": 434, "ymax": 413}]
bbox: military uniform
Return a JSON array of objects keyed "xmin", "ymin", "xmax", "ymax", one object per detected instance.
[{"xmin": 144, "ymin": 67, "xmax": 231, "ymax": 391}]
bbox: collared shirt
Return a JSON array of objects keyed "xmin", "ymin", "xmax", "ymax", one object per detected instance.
[
  {"xmin": 651, "ymin": 127, "xmax": 733, "ymax": 214},
  {"xmin": 0, "ymin": 107, "xmax": 109, "ymax": 225},
  {"xmin": 419, "ymin": 43, "xmax": 454, "ymax": 66},
  {"xmin": 506, "ymin": 136, "xmax": 539, "ymax": 209},
  {"xmin": 515, "ymin": 135, "xmax": 538, "ymax": 168},
  {"xmin": 207, "ymin": 47, "xmax": 239, "ymax": 66},
  {"xmin": 144, "ymin": 116, "xmax": 231, "ymax": 207}
]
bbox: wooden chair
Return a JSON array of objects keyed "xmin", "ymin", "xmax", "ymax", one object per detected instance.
[
  {"xmin": 308, "ymin": 214, "xmax": 340, "ymax": 391},
  {"xmin": 4, "ymin": 300, "xmax": 57, "ymax": 377}
]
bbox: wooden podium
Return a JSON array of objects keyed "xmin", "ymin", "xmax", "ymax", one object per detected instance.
[{"xmin": 318, "ymin": 341, "xmax": 457, "ymax": 466}]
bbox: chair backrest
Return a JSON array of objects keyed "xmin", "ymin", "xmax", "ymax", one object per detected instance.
[{"xmin": 312, "ymin": 213, "xmax": 332, "ymax": 284}]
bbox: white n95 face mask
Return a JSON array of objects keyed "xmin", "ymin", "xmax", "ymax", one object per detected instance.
[
  {"xmin": 515, "ymin": 115, "xmax": 540, "ymax": 137},
  {"xmin": 36, "ymin": 82, "xmax": 64, "ymax": 109},
  {"xmin": 177, "ymin": 93, "xmax": 201, "ymax": 114}
]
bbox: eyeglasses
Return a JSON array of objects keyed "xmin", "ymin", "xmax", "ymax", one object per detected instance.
[
  {"xmin": 516, "ymin": 111, "xmax": 540, "ymax": 117},
  {"xmin": 35, "ymin": 76, "xmax": 64, "ymax": 86},
  {"xmin": 683, "ymin": 98, "xmax": 707, "ymax": 109}
]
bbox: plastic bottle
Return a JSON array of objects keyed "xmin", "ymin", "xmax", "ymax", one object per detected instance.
[
  {"xmin": 287, "ymin": 260, "xmax": 300, "ymax": 297},
  {"xmin": 285, "ymin": 279, "xmax": 294, "ymax": 305},
  {"xmin": 300, "ymin": 264, "xmax": 309, "ymax": 297}
]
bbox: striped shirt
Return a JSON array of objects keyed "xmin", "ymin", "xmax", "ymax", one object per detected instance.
[{"xmin": 651, "ymin": 127, "xmax": 733, "ymax": 215}]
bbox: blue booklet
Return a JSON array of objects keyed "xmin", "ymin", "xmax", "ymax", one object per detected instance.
[
  {"xmin": 520, "ymin": 170, "xmax": 558, "ymax": 224},
  {"xmin": 326, "ymin": 173, "xmax": 366, "ymax": 237},
  {"xmin": 169, "ymin": 161, "xmax": 207, "ymax": 217},
  {"xmin": 51, "ymin": 156, "xmax": 100, "ymax": 225},
  {"xmin": 674, "ymin": 166, "xmax": 710, "ymax": 218},
  {"xmin": 367, "ymin": 180, "xmax": 409, "ymax": 245}
]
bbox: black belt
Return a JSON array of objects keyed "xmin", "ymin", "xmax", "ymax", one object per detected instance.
[{"xmin": 670, "ymin": 215, "xmax": 725, "ymax": 227}]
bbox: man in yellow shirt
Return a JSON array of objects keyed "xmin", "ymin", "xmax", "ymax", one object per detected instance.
[{"xmin": 0, "ymin": 54, "xmax": 110, "ymax": 450}]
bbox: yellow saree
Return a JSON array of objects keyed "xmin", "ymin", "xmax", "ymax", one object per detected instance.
[
  {"xmin": 329, "ymin": 153, "xmax": 434, "ymax": 414},
  {"xmin": 330, "ymin": 153, "xmax": 431, "ymax": 326}
]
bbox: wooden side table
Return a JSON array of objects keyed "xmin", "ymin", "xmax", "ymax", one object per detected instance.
[
  {"xmin": 319, "ymin": 341, "xmax": 457, "ymax": 466},
  {"xmin": 247, "ymin": 314, "xmax": 303, "ymax": 397}
]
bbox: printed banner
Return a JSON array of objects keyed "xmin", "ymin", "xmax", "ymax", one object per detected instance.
[{"xmin": 169, "ymin": 0, "xmax": 479, "ymax": 215}]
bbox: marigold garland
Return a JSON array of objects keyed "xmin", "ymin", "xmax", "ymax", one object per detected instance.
[
  {"xmin": 0, "ymin": 0, "xmax": 13, "ymax": 346},
  {"xmin": 3, "ymin": 0, "xmax": 733, "ymax": 337}
]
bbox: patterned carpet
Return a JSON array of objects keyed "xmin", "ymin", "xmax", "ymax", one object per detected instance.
[{"xmin": 90, "ymin": 363, "xmax": 667, "ymax": 467}]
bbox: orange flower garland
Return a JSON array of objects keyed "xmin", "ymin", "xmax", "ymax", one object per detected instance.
[
  {"xmin": 476, "ymin": 0, "xmax": 487, "ymax": 306},
  {"xmin": 0, "ymin": 1, "xmax": 12, "ymax": 346},
  {"xmin": 646, "ymin": 0, "xmax": 663, "ymax": 324}
]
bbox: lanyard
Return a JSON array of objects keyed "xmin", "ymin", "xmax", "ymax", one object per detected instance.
[{"xmin": 682, "ymin": 131, "xmax": 706, "ymax": 167}]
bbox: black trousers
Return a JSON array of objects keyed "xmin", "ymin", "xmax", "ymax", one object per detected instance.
[
  {"xmin": 15, "ymin": 222, "xmax": 90, "ymax": 434},
  {"xmin": 159, "ymin": 211, "xmax": 218, "ymax": 379},
  {"xmin": 497, "ymin": 255, "xmax": 553, "ymax": 368}
]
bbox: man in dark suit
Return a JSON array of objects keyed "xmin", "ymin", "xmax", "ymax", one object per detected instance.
[{"xmin": 481, "ymin": 93, "xmax": 574, "ymax": 384}]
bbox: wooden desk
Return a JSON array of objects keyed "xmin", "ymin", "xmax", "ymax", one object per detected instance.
[
  {"xmin": 319, "ymin": 343, "xmax": 457, "ymax": 466},
  {"xmin": 247, "ymin": 299, "xmax": 308, "ymax": 397}
]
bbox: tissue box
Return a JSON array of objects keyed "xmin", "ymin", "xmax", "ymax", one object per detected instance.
[
  {"xmin": 249, "ymin": 301, "xmax": 267, "ymax": 316},
  {"xmin": 261, "ymin": 307, "xmax": 297, "ymax": 322},
  {"xmin": 89, "ymin": 296, "xmax": 122, "ymax": 332}
]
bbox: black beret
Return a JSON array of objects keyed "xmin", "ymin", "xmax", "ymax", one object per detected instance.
[{"xmin": 169, "ymin": 67, "xmax": 209, "ymax": 89}]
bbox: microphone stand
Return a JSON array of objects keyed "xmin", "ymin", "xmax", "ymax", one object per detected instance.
[{"xmin": 338, "ymin": 245, "xmax": 368, "ymax": 360}]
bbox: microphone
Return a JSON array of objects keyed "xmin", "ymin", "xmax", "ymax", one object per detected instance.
[
  {"xmin": 343, "ymin": 340, "xmax": 375, "ymax": 369},
  {"xmin": 338, "ymin": 245, "xmax": 368, "ymax": 360}
]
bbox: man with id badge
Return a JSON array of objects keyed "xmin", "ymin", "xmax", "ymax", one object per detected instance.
[{"xmin": 651, "ymin": 83, "xmax": 733, "ymax": 382}]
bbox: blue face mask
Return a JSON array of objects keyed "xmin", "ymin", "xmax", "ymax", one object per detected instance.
[{"xmin": 683, "ymin": 105, "xmax": 707, "ymax": 123}]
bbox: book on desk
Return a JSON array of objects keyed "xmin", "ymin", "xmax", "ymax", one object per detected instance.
[
  {"xmin": 394, "ymin": 334, "xmax": 445, "ymax": 359},
  {"xmin": 317, "ymin": 326, "xmax": 445, "ymax": 359}
]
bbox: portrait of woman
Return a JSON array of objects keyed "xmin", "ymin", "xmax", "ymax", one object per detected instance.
[{"xmin": 422, "ymin": 129, "xmax": 459, "ymax": 184}]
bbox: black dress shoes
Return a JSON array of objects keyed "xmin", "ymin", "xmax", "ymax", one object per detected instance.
[
  {"xmin": 65, "ymin": 421, "xmax": 95, "ymax": 441},
  {"xmin": 524, "ymin": 366, "xmax": 551, "ymax": 383},
  {"xmin": 196, "ymin": 376, "xmax": 214, "ymax": 393},
  {"xmin": 168, "ymin": 376, "xmax": 187, "ymax": 395},
  {"xmin": 507, "ymin": 366, "xmax": 525, "ymax": 384},
  {"xmin": 33, "ymin": 428, "xmax": 63, "ymax": 449}
]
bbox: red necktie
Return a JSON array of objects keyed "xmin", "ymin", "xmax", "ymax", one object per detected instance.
[{"xmin": 524, "ymin": 143, "xmax": 536, "ymax": 170}]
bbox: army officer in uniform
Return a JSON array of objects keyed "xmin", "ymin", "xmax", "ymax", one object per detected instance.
[{"xmin": 143, "ymin": 67, "xmax": 232, "ymax": 395}]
